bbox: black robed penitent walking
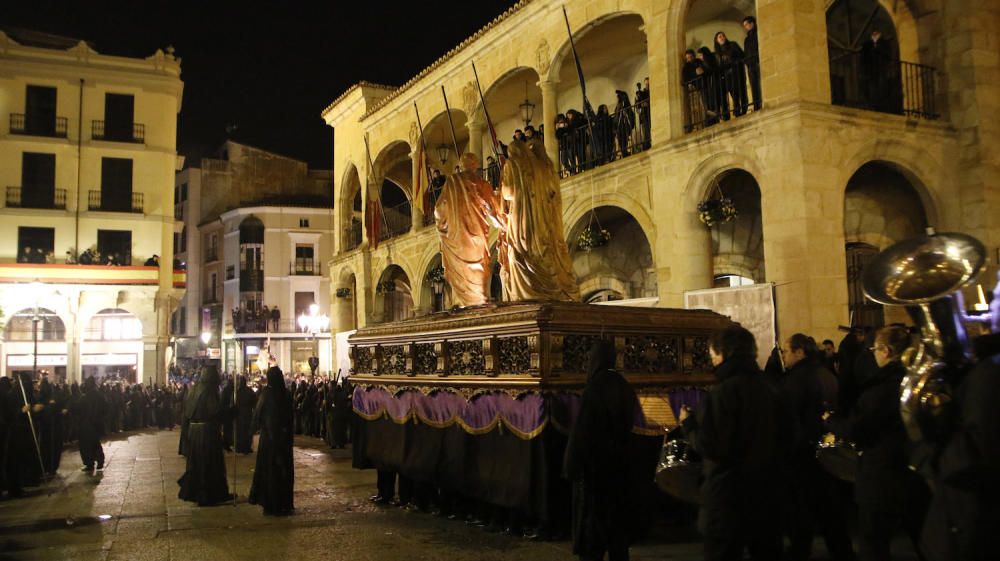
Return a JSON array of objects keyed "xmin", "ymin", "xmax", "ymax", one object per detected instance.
[
  {"xmin": 249, "ymin": 366, "xmax": 294, "ymax": 515},
  {"xmin": 177, "ymin": 365, "xmax": 232, "ymax": 506}
]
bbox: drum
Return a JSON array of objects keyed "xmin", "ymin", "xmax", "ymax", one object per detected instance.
[
  {"xmin": 654, "ymin": 439, "xmax": 702, "ymax": 504},
  {"xmin": 816, "ymin": 435, "xmax": 859, "ymax": 483}
]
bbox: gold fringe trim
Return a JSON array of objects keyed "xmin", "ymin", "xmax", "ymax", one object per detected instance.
[{"xmin": 352, "ymin": 404, "xmax": 547, "ymax": 440}]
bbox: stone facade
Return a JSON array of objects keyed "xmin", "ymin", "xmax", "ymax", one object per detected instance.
[
  {"xmin": 321, "ymin": 0, "xmax": 1000, "ymax": 349},
  {"xmin": 0, "ymin": 30, "xmax": 183, "ymax": 384}
]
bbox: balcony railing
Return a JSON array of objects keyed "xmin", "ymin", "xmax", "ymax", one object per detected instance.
[
  {"xmin": 683, "ymin": 56, "xmax": 761, "ymax": 133},
  {"xmin": 88, "ymin": 190, "xmax": 144, "ymax": 213},
  {"xmin": 91, "ymin": 120, "xmax": 145, "ymax": 143},
  {"xmin": 0, "ymin": 263, "xmax": 159, "ymax": 285},
  {"xmin": 10, "ymin": 114, "xmax": 68, "ymax": 138},
  {"xmin": 205, "ymin": 249, "xmax": 219, "ymax": 262},
  {"xmin": 291, "ymin": 260, "xmax": 320, "ymax": 276},
  {"xmin": 202, "ymin": 289, "xmax": 221, "ymax": 305},
  {"xmin": 6, "ymin": 186, "xmax": 67, "ymax": 210},
  {"xmin": 232, "ymin": 316, "xmax": 319, "ymax": 335},
  {"xmin": 378, "ymin": 201, "xmax": 412, "ymax": 241},
  {"xmin": 556, "ymin": 98, "xmax": 651, "ymax": 177},
  {"xmin": 829, "ymin": 48, "xmax": 938, "ymax": 120},
  {"xmin": 344, "ymin": 220, "xmax": 363, "ymax": 251}
]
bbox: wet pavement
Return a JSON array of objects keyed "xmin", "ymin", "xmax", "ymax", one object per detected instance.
[{"xmin": 0, "ymin": 430, "xmax": 705, "ymax": 561}]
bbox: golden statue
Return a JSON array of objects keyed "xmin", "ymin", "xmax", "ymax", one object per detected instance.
[
  {"xmin": 498, "ymin": 140, "xmax": 580, "ymax": 302},
  {"xmin": 434, "ymin": 153, "xmax": 502, "ymax": 307}
]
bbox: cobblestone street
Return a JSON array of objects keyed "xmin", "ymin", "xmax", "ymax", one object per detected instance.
[{"xmin": 0, "ymin": 430, "xmax": 707, "ymax": 561}]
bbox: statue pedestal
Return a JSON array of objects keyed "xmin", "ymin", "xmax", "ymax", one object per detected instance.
[
  {"xmin": 348, "ymin": 301, "xmax": 730, "ymax": 394},
  {"xmin": 347, "ymin": 302, "xmax": 731, "ymax": 519}
]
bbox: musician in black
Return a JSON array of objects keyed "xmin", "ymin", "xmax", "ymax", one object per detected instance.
[
  {"xmin": 777, "ymin": 334, "xmax": 855, "ymax": 561},
  {"xmin": 679, "ymin": 325, "xmax": 784, "ymax": 561},
  {"xmin": 827, "ymin": 326, "xmax": 930, "ymax": 561}
]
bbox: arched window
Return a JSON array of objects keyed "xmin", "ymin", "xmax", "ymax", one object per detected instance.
[{"xmin": 4, "ymin": 308, "xmax": 65, "ymax": 341}]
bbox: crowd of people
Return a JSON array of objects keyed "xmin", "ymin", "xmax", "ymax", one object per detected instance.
[
  {"xmin": 15, "ymin": 245, "xmax": 145, "ymax": 267},
  {"xmin": 682, "ymin": 17, "xmax": 761, "ymax": 131},
  {"xmin": 231, "ymin": 304, "xmax": 281, "ymax": 333}
]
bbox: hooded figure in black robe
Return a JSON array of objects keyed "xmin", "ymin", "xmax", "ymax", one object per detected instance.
[
  {"xmin": 249, "ymin": 366, "xmax": 294, "ymax": 515},
  {"xmin": 177, "ymin": 365, "xmax": 232, "ymax": 506},
  {"xmin": 564, "ymin": 339, "xmax": 637, "ymax": 561},
  {"xmin": 234, "ymin": 376, "xmax": 256, "ymax": 454},
  {"xmin": 220, "ymin": 378, "xmax": 235, "ymax": 451},
  {"xmin": 74, "ymin": 377, "xmax": 106, "ymax": 471}
]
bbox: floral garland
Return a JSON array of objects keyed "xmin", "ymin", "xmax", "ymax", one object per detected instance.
[
  {"xmin": 577, "ymin": 225, "xmax": 611, "ymax": 251},
  {"xmin": 335, "ymin": 287, "xmax": 352, "ymax": 298},
  {"xmin": 426, "ymin": 265, "xmax": 446, "ymax": 284},
  {"xmin": 376, "ymin": 280, "xmax": 396, "ymax": 294}
]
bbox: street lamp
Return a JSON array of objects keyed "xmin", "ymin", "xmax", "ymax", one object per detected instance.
[
  {"xmin": 297, "ymin": 303, "xmax": 329, "ymax": 380},
  {"xmin": 519, "ymin": 81, "xmax": 536, "ymax": 128},
  {"xmin": 199, "ymin": 330, "xmax": 212, "ymax": 371}
]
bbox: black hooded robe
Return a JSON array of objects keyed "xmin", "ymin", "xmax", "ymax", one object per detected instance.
[
  {"xmin": 234, "ymin": 381, "xmax": 256, "ymax": 454},
  {"xmin": 249, "ymin": 367, "xmax": 294, "ymax": 515},
  {"xmin": 177, "ymin": 368, "xmax": 231, "ymax": 506}
]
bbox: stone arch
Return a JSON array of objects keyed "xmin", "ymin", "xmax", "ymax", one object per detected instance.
[
  {"xmin": 563, "ymin": 192, "xmax": 656, "ymax": 245},
  {"xmin": 475, "ymin": 66, "xmax": 542, "ymax": 149},
  {"xmin": 374, "ymin": 264, "xmax": 414, "ymax": 323},
  {"xmin": 839, "ymin": 140, "xmax": 942, "ymax": 227},
  {"xmin": 4, "ymin": 307, "xmax": 66, "ymax": 341},
  {"xmin": 682, "ymin": 150, "xmax": 766, "ymax": 210},
  {"xmin": 420, "ymin": 109, "xmax": 469, "ymax": 174},
  {"xmin": 710, "ymin": 169, "xmax": 766, "ymax": 283},
  {"xmin": 417, "ymin": 252, "xmax": 450, "ymax": 314},
  {"xmin": 824, "ymin": 0, "xmax": 921, "ymax": 63},
  {"xmin": 548, "ymin": 11, "xmax": 649, "ymax": 133},
  {"xmin": 338, "ymin": 163, "xmax": 364, "ymax": 252},
  {"xmin": 566, "ymin": 205, "xmax": 658, "ymax": 301},
  {"xmin": 370, "ymin": 140, "xmax": 414, "ymax": 198},
  {"xmin": 81, "ymin": 307, "xmax": 144, "ymax": 383}
]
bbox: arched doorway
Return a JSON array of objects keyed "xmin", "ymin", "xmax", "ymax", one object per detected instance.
[
  {"xmin": 567, "ymin": 206, "xmax": 657, "ymax": 303},
  {"xmin": 341, "ymin": 165, "xmax": 363, "ymax": 251},
  {"xmin": 709, "ymin": 170, "xmax": 765, "ymax": 286},
  {"xmin": 82, "ymin": 308, "xmax": 143, "ymax": 383},
  {"xmin": 375, "ymin": 265, "xmax": 414, "ymax": 323},
  {"xmin": 552, "ymin": 13, "xmax": 650, "ymax": 174},
  {"xmin": 843, "ymin": 161, "xmax": 929, "ymax": 328},
  {"xmin": 682, "ymin": 0, "xmax": 760, "ymax": 130},
  {"xmin": 3, "ymin": 307, "xmax": 67, "ymax": 382}
]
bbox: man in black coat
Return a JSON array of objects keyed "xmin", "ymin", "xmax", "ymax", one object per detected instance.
[
  {"xmin": 680, "ymin": 325, "xmax": 784, "ymax": 561},
  {"xmin": 860, "ymin": 30, "xmax": 896, "ymax": 112},
  {"xmin": 564, "ymin": 339, "xmax": 636, "ymax": 561},
  {"xmin": 742, "ymin": 16, "xmax": 761, "ymax": 111},
  {"xmin": 75, "ymin": 377, "xmax": 107, "ymax": 472},
  {"xmin": 234, "ymin": 376, "xmax": 256, "ymax": 454},
  {"xmin": 777, "ymin": 334, "xmax": 855, "ymax": 561},
  {"xmin": 177, "ymin": 365, "xmax": 233, "ymax": 506}
]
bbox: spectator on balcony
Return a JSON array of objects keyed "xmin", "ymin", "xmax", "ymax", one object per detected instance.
[
  {"xmin": 568, "ymin": 109, "xmax": 590, "ymax": 173},
  {"xmin": 79, "ymin": 248, "xmax": 97, "ymax": 265},
  {"xmin": 33, "ymin": 247, "xmax": 47, "ymax": 264},
  {"xmin": 144, "ymin": 254, "xmax": 159, "ymax": 267},
  {"xmin": 45, "ymin": 251, "xmax": 55, "ymax": 264},
  {"xmin": 555, "ymin": 113, "xmax": 573, "ymax": 176},
  {"xmin": 697, "ymin": 47, "xmax": 723, "ymax": 125},
  {"xmin": 524, "ymin": 125, "xmax": 540, "ymax": 145},
  {"xmin": 635, "ymin": 78, "xmax": 651, "ymax": 151},
  {"xmin": 512, "ymin": 129, "xmax": 525, "ymax": 143},
  {"xmin": 271, "ymin": 306, "xmax": 280, "ymax": 332},
  {"xmin": 431, "ymin": 168, "xmax": 446, "ymax": 190},
  {"xmin": 485, "ymin": 156, "xmax": 500, "ymax": 188},
  {"xmin": 66, "ymin": 250, "xmax": 77, "ymax": 265},
  {"xmin": 613, "ymin": 90, "xmax": 635, "ymax": 158},
  {"xmin": 17, "ymin": 246, "xmax": 32, "ymax": 263},
  {"xmin": 592, "ymin": 104, "xmax": 613, "ymax": 165},
  {"xmin": 715, "ymin": 31, "xmax": 748, "ymax": 118},
  {"xmin": 684, "ymin": 50, "xmax": 708, "ymax": 129},
  {"xmin": 861, "ymin": 30, "xmax": 898, "ymax": 113},
  {"xmin": 743, "ymin": 16, "xmax": 761, "ymax": 112},
  {"xmin": 262, "ymin": 306, "xmax": 270, "ymax": 332}
]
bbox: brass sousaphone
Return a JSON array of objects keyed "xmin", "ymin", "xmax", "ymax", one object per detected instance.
[{"xmin": 862, "ymin": 228, "xmax": 986, "ymax": 443}]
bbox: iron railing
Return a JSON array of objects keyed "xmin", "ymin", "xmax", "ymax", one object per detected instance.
[
  {"xmin": 10, "ymin": 113, "xmax": 68, "ymax": 138},
  {"xmin": 378, "ymin": 201, "xmax": 412, "ymax": 241},
  {"xmin": 91, "ymin": 120, "xmax": 145, "ymax": 143},
  {"xmin": 88, "ymin": 190, "xmax": 144, "ymax": 213},
  {"xmin": 555, "ymin": 98, "xmax": 652, "ymax": 177},
  {"xmin": 683, "ymin": 56, "xmax": 761, "ymax": 133},
  {"xmin": 829, "ymin": 48, "xmax": 938, "ymax": 120},
  {"xmin": 6, "ymin": 186, "xmax": 67, "ymax": 210},
  {"xmin": 292, "ymin": 260, "xmax": 320, "ymax": 275},
  {"xmin": 344, "ymin": 220, "xmax": 363, "ymax": 251}
]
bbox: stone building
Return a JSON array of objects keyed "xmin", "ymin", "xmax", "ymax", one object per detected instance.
[
  {"xmin": 172, "ymin": 141, "xmax": 334, "ymax": 379},
  {"xmin": 321, "ymin": 0, "xmax": 999, "ymax": 346},
  {"xmin": 0, "ymin": 29, "xmax": 183, "ymax": 384}
]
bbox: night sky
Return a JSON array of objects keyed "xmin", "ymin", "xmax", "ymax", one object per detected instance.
[{"xmin": 2, "ymin": 1, "xmax": 521, "ymax": 170}]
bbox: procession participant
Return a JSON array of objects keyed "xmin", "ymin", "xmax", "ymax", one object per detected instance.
[
  {"xmin": 680, "ymin": 325, "xmax": 784, "ymax": 561},
  {"xmin": 177, "ymin": 365, "xmax": 233, "ymax": 506},
  {"xmin": 234, "ymin": 376, "xmax": 256, "ymax": 454},
  {"xmin": 75, "ymin": 377, "xmax": 107, "ymax": 473},
  {"xmin": 249, "ymin": 366, "xmax": 294, "ymax": 515}
]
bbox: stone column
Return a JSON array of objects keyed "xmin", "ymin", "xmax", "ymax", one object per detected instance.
[
  {"xmin": 757, "ymin": 0, "xmax": 831, "ymax": 107},
  {"xmin": 466, "ymin": 119, "xmax": 485, "ymax": 162},
  {"xmin": 410, "ymin": 151, "xmax": 423, "ymax": 230},
  {"xmin": 537, "ymin": 79, "xmax": 560, "ymax": 167},
  {"xmin": 656, "ymin": 207, "xmax": 713, "ymax": 307}
]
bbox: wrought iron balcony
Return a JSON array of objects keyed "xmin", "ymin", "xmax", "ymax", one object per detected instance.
[
  {"xmin": 291, "ymin": 260, "xmax": 320, "ymax": 276},
  {"xmin": 378, "ymin": 201, "xmax": 412, "ymax": 241},
  {"xmin": 829, "ymin": 49, "xmax": 938, "ymax": 120},
  {"xmin": 91, "ymin": 120, "xmax": 145, "ymax": 143},
  {"xmin": 6, "ymin": 186, "xmax": 67, "ymax": 210},
  {"xmin": 556, "ymin": 97, "xmax": 652, "ymax": 177},
  {"xmin": 344, "ymin": 220, "xmax": 363, "ymax": 251},
  {"xmin": 9, "ymin": 113, "xmax": 68, "ymax": 138},
  {"xmin": 88, "ymin": 190, "xmax": 144, "ymax": 213}
]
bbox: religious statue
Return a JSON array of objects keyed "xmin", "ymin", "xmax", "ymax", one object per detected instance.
[
  {"xmin": 434, "ymin": 153, "xmax": 502, "ymax": 307},
  {"xmin": 498, "ymin": 140, "xmax": 580, "ymax": 302}
]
